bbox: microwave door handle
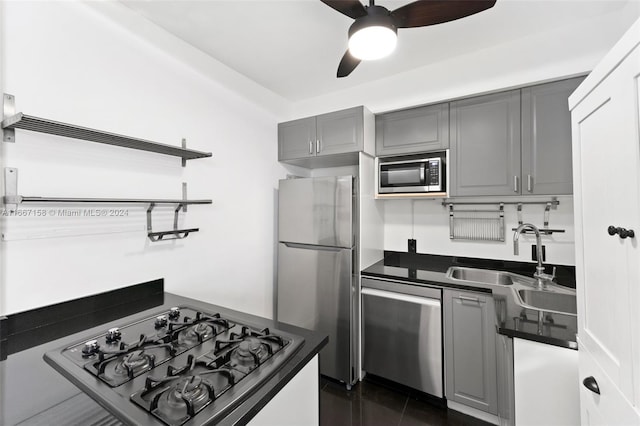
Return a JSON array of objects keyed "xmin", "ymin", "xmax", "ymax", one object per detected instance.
[{"xmin": 420, "ymin": 163, "xmax": 426, "ymax": 185}]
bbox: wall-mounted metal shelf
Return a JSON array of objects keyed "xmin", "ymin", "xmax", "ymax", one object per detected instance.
[
  {"xmin": 6, "ymin": 196, "xmax": 212, "ymax": 206},
  {"xmin": 2, "ymin": 94, "xmax": 212, "ymax": 166},
  {"xmin": 3, "ymin": 168, "xmax": 211, "ymax": 242}
]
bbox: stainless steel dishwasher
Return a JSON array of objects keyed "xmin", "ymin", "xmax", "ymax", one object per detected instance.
[{"xmin": 361, "ymin": 277, "xmax": 443, "ymax": 397}]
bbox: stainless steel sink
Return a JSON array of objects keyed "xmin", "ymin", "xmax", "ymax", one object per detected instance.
[
  {"xmin": 517, "ymin": 289, "xmax": 577, "ymax": 315},
  {"xmin": 447, "ymin": 267, "xmax": 514, "ymax": 286}
]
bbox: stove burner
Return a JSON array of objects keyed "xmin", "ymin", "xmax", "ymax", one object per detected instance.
[
  {"xmin": 167, "ymin": 313, "xmax": 232, "ymax": 348},
  {"xmin": 230, "ymin": 337, "xmax": 271, "ymax": 371},
  {"xmin": 153, "ymin": 375, "xmax": 215, "ymax": 424},
  {"xmin": 87, "ymin": 335, "xmax": 176, "ymax": 387},
  {"xmin": 132, "ymin": 354, "xmax": 239, "ymax": 426},
  {"xmin": 168, "ymin": 376, "xmax": 209, "ymax": 407},
  {"xmin": 113, "ymin": 350, "xmax": 154, "ymax": 376},
  {"xmin": 178, "ymin": 323, "xmax": 214, "ymax": 346}
]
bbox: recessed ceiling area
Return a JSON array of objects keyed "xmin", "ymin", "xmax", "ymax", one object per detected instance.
[{"xmin": 119, "ymin": 0, "xmax": 633, "ymax": 102}]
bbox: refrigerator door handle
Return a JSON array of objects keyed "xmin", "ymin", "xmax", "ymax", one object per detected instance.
[{"xmin": 282, "ymin": 242, "xmax": 344, "ymax": 252}]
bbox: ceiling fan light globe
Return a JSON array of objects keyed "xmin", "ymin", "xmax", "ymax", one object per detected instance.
[{"xmin": 348, "ymin": 26, "xmax": 397, "ymax": 60}]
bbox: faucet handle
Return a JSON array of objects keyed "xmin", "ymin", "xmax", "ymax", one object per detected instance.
[{"xmin": 537, "ymin": 266, "xmax": 557, "ymax": 283}]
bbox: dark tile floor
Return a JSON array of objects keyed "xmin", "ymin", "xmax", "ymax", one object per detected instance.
[{"xmin": 320, "ymin": 376, "xmax": 493, "ymax": 426}]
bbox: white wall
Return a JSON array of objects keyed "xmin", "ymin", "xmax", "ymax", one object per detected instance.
[
  {"xmin": 384, "ymin": 196, "xmax": 575, "ymax": 265},
  {"xmin": 0, "ymin": 1, "xmax": 288, "ymax": 317}
]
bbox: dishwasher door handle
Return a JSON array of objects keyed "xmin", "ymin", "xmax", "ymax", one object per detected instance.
[{"xmin": 361, "ymin": 287, "xmax": 441, "ymax": 308}]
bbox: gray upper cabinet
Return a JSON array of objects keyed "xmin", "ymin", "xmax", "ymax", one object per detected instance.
[
  {"xmin": 278, "ymin": 117, "xmax": 316, "ymax": 161},
  {"xmin": 375, "ymin": 103, "xmax": 449, "ymax": 156},
  {"xmin": 278, "ymin": 106, "xmax": 372, "ymax": 167},
  {"xmin": 444, "ymin": 289, "xmax": 498, "ymax": 415},
  {"xmin": 450, "ymin": 90, "xmax": 521, "ymax": 196},
  {"xmin": 521, "ymin": 77, "xmax": 584, "ymax": 195},
  {"xmin": 316, "ymin": 107, "xmax": 364, "ymax": 156}
]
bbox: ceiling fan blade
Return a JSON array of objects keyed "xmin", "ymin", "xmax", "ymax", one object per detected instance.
[
  {"xmin": 337, "ymin": 50, "xmax": 361, "ymax": 78},
  {"xmin": 392, "ymin": 0, "xmax": 496, "ymax": 28},
  {"xmin": 320, "ymin": 0, "xmax": 368, "ymax": 20}
]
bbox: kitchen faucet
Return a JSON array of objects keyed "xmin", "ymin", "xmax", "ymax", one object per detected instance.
[{"xmin": 513, "ymin": 223, "xmax": 556, "ymax": 289}]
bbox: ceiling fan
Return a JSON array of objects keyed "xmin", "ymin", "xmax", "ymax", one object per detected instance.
[{"xmin": 320, "ymin": 0, "xmax": 497, "ymax": 77}]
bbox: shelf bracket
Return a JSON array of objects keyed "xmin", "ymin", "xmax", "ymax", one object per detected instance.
[
  {"xmin": 3, "ymin": 94, "xmax": 15, "ymax": 143},
  {"xmin": 544, "ymin": 202, "xmax": 552, "ymax": 228},
  {"xmin": 3, "ymin": 168, "xmax": 20, "ymax": 213},
  {"xmin": 517, "ymin": 203, "xmax": 523, "ymax": 225},
  {"xmin": 182, "ymin": 138, "xmax": 187, "ymax": 168}
]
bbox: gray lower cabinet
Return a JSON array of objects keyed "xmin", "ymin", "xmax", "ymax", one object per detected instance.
[
  {"xmin": 444, "ymin": 289, "xmax": 498, "ymax": 415},
  {"xmin": 521, "ymin": 76, "xmax": 584, "ymax": 195},
  {"xmin": 449, "ymin": 90, "xmax": 521, "ymax": 196},
  {"xmin": 375, "ymin": 103, "xmax": 449, "ymax": 156},
  {"xmin": 278, "ymin": 106, "xmax": 368, "ymax": 163}
]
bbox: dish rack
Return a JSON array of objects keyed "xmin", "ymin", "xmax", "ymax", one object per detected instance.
[
  {"xmin": 448, "ymin": 204, "xmax": 505, "ymax": 241},
  {"xmin": 443, "ymin": 199, "xmax": 563, "ymax": 242}
]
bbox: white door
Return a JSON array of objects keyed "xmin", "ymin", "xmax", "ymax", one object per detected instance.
[
  {"xmin": 572, "ymin": 53, "xmax": 638, "ymax": 400},
  {"xmin": 570, "ymin": 19, "xmax": 640, "ymax": 422}
]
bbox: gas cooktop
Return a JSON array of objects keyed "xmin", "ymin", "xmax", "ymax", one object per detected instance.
[{"xmin": 44, "ymin": 306, "xmax": 305, "ymax": 426}]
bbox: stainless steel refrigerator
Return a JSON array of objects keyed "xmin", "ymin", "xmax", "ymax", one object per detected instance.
[{"xmin": 276, "ymin": 175, "xmax": 357, "ymax": 387}]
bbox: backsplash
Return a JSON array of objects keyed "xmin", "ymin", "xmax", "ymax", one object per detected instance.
[{"xmin": 383, "ymin": 195, "xmax": 575, "ymax": 266}]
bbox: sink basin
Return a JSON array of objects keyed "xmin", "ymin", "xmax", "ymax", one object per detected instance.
[
  {"xmin": 517, "ymin": 289, "xmax": 577, "ymax": 315},
  {"xmin": 447, "ymin": 267, "xmax": 514, "ymax": 286}
]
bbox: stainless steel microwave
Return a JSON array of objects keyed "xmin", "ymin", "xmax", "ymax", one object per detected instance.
[{"xmin": 378, "ymin": 152, "xmax": 447, "ymax": 194}]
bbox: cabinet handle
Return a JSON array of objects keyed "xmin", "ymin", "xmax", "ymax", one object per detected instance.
[
  {"xmin": 527, "ymin": 174, "xmax": 533, "ymax": 192},
  {"xmin": 608, "ymin": 226, "xmax": 635, "ymax": 239},
  {"xmin": 459, "ymin": 295, "xmax": 480, "ymax": 303},
  {"xmin": 316, "ymin": 139, "xmax": 321, "ymax": 153},
  {"xmin": 309, "ymin": 141, "xmax": 313, "ymax": 155},
  {"xmin": 582, "ymin": 376, "xmax": 600, "ymax": 395},
  {"xmin": 513, "ymin": 176, "xmax": 519, "ymax": 193}
]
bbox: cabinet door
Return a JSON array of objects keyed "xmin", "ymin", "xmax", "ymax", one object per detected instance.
[
  {"xmin": 278, "ymin": 117, "xmax": 316, "ymax": 161},
  {"xmin": 316, "ymin": 106, "xmax": 363, "ymax": 156},
  {"xmin": 444, "ymin": 290, "xmax": 498, "ymax": 414},
  {"xmin": 450, "ymin": 91, "xmax": 521, "ymax": 196},
  {"xmin": 375, "ymin": 103, "xmax": 449, "ymax": 156},
  {"xmin": 521, "ymin": 77, "xmax": 584, "ymax": 195},
  {"xmin": 571, "ymin": 43, "xmax": 640, "ymax": 405},
  {"xmin": 513, "ymin": 338, "xmax": 579, "ymax": 426},
  {"xmin": 577, "ymin": 339, "xmax": 639, "ymax": 426}
]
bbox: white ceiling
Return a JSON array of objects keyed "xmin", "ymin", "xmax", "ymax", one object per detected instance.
[{"xmin": 120, "ymin": 0, "xmax": 631, "ymax": 102}]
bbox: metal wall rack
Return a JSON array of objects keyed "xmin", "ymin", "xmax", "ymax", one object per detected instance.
[
  {"xmin": 4, "ymin": 168, "xmax": 212, "ymax": 242},
  {"xmin": 1, "ymin": 94, "xmax": 212, "ymax": 166},
  {"xmin": 442, "ymin": 198, "xmax": 564, "ymax": 241}
]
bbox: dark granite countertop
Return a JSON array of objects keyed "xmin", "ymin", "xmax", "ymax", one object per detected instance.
[
  {"xmin": 362, "ymin": 252, "xmax": 578, "ymax": 350},
  {"xmin": 0, "ymin": 280, "xmax": 327, "ymax": 426}
]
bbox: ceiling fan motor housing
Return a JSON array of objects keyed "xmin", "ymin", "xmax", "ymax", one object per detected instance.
[{"xmin": 348, "ymin": 5, "xmax": 397, "ymax": 38}]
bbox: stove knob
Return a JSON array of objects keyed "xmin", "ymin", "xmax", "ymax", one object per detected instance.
[
  {"xmin": 105, "ymin": 327, "xmax": 121, "ymax": 343},
  {"xmin": 82, "ymin": 340, "xmax": 100, "ymax": 356},
  {"xmin": 168, "ymin": 307, "xmax": 180, "ymax": 320},
  {"xmin": 155, "ymin": 315, "xmax": 168, "ymax": 328}
]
